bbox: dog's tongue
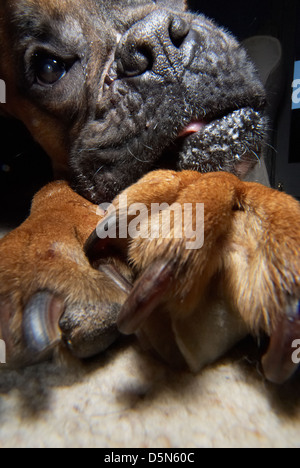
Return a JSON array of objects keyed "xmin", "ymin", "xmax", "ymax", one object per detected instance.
[{"xmin": 178, "ymin": 121, "xmax": 206, "ymax": 138}]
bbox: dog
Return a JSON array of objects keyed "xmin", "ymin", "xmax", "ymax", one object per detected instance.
[{"xmin": 0, "ymin": 0, "xmax": 299, "ymax": 384}]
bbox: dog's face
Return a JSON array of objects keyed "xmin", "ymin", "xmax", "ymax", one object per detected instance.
[{"xmin": 0, "ymin": 0, "xmax": 266, "ymax": 203}]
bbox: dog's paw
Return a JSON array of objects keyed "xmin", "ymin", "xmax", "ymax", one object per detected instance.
[
  {"xmin": 87, "ymin": 170, "xmax": 300, "ymax": 383},
  {"xmin": 0, "ymin": 182, "xmax": 132, "ymax": 366}
]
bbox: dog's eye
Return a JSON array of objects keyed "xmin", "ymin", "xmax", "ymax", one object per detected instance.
[{"xmin": 34, "ymin": 55, "xmax": 67, "ymax": 85}]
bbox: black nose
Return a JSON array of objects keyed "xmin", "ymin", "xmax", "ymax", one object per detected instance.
[{"xmin": 116, "ymin": 11, "xmax": 191, "ymax": 78}]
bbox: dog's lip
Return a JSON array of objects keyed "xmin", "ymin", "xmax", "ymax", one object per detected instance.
[
  {"xmin": 176, "ymin": 109, "xmax": 237, "ymax": 141},
  {"xmin": 176, "ymin": 106, "xmax": 262, "ymax": 142},
  {"xmin": 178, "ymin": 121, "xmax": 208, "ymax": 138}
]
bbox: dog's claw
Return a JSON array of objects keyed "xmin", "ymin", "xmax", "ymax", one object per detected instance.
[
  {"xmin": 117, "ymin": 259, "xmax": 175, "ymax": 335},
  {"xmin": 84, "ymin": 213, "xmax": 119, "ymax": 260},
  {"xmin": 262, "ymin": 299, "xmax": 300, "ymax": 384},
  {"xmin": 22, "ymin": 291, "xmax": 64, "ymax": 361}
]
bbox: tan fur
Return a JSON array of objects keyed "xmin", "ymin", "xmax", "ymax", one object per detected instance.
[
  {"xmin": 0, "ymin": 182, "xmax": 131, "ymax": 363},
  {"xmin": 118, "ymin": 171, "xmax": 299, "ymax": 332},
  {"xmin": 1, "ymin": 170, "xmax": 299, "ymax": 372},
  {"xmin": 106, "ymin": 171, "xmax": 299, "ymax": 371}
]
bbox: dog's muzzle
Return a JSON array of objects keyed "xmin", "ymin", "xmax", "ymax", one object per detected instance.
[{"xmin": 70, "ymin": 9, "xmax": 266, "ymax": 204}]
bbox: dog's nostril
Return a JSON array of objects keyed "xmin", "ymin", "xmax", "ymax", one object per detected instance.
[
  {"xmin": 116, "ymin": 13, "xmax": 191, "ymax": 79},
  {"xmin": 169, "ymin": 16, "xmax": 190, "ymax": 49},
  {"xmin": 116, "ymin": 44, "xmax": 153, "ymax": 78}
]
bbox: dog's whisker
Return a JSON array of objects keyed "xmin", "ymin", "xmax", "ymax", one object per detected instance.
[
  {"xmin": 94, "ymin": 165, "xmax": 104, "ymax": 178},
  {"xmin": 127, "ymin": 146, "xmax": 152, "ymax": 164},
  {"xmin": 241, "ymin": 143, "xmax": 260, "ymax": 164},
  {"xmin": 80, "ymin": 147, "xmax": 101, "ymax": 153},
  {"xmin": 142, "ymin": 143, "xmax": 154, "ymax": 151},
  {"xmin": 264, "ymin": 141, "xmax": 278, "ymax": 155},
  {"xmin": 248, "ymin": 148, "xmax": 260, "ymax": 163}
]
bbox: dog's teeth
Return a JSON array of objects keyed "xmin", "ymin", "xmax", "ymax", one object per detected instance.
[{"xmin": 22, "ymin": 292, "xmax": 64, "ymax": 359}]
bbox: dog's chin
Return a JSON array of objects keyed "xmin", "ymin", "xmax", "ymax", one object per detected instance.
[
  {"xmin": 177, "ymin": 107, "xmax": 266, "ymax": 175},
  {"xmin": 71, "ymin": 107, "xmax": 266, "ymax": 205}
]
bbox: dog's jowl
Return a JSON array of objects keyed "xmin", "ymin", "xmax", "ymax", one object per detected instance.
[{"xmin": 0, "ymin": 0, "xmax": 299, "ymax": 384}]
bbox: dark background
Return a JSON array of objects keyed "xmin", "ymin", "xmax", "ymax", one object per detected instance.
[
  {"xmin": 0, "ymin": 0, "xmax": 299, "ymax": 229},
  {"xmin": 189, "ymin": 0, "xmax": 280, "ymax": 40},
  {"xmin": 189, "ymin": 0, "xmax": 300, "ymax": 198}
]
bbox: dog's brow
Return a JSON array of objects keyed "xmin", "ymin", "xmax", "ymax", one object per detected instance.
[
  {"xmin": 11, "ymin": 7, "xmax": 86, "ymax": 50},
  {"xmin": 10, "ymin": 9, "xmax": 58, "ymax": 42}
]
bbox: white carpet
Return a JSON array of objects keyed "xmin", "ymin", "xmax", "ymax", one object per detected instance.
[
  {"xmin": 0, "ymin": 336, "xmax": 299, "ymax": 448},
  {"xmin": 0, "ymin": 227, "xmax": 299, "ymax": 448}
]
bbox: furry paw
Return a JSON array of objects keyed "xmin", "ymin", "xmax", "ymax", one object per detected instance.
[
  {"xmin": 0, "ymin": 182, "xmax": 132, "ymax": 366},
  {"xmin": 87, "ymin": 170, "xmax": 300, "ymax": 383}
]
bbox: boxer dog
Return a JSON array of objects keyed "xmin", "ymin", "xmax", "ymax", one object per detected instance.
[{"xmin": 0, "ymin": 0, "xmax": 299, "ymax": 384}]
